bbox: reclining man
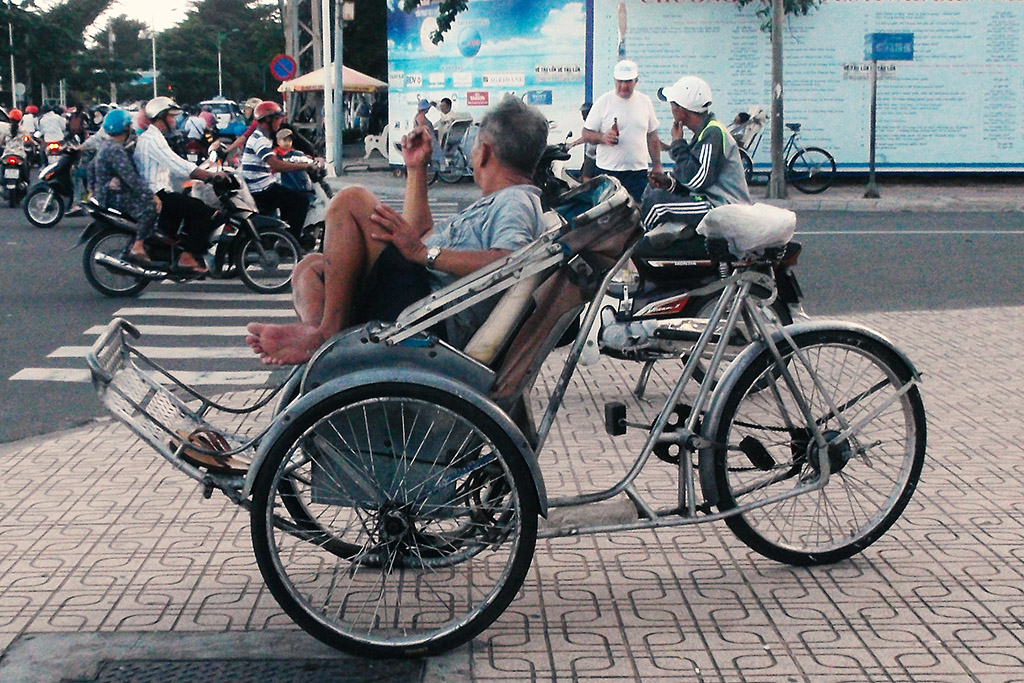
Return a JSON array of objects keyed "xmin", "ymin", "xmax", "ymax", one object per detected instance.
[
  {"xmin": 246, "ymin": 96, "xmax": 549, "ymax": 365},
  {"xmin": 641, "ymin": 75, "xmax": 750, "ymax": 236}
]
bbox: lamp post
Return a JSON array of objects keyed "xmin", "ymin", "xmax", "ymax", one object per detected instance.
[
  {"xmin": 7, "ymin": 0, "xmax": 18, "ymax": 109},
  {"xmin": 216, "ymin": 30, "xmax": 239, "ymax": 98},
  {"xmin": 151, "ymin": 30, "xmax": 157, "ymax": 98}
]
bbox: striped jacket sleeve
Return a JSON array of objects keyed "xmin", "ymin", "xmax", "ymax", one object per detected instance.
[{"xmin": 668, "ymin": 128, "xmax": 724, "ymax": 194}]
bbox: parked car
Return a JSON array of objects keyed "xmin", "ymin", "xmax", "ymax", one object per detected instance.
[{"xmin": 198, "ymin": 98, "xmax": 243, "ymax": 133}]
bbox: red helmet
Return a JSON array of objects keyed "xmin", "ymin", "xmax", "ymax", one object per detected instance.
[
  {"xmin": 24, "ymin": 105, "xmax": 37, "ymax": 115},
  {"xmin": 7, "ymin": 108, "xmax": 22, "ymax": 122},
  {"xmin": 253, "ymin": 100, "xmax": 284, "ymax": 121}
]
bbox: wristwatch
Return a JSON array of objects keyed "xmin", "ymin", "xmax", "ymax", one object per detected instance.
[{"xmin": 425, "ymin": 246, "xmax": 442, "ymax": 269}]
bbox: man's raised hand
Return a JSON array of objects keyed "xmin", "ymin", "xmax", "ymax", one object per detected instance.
[{"xmin": 401, "ymin": 126, "xmax": 433, "ymax": 169}]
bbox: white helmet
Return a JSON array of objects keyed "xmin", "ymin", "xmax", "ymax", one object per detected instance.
[
  {"xmin": 657, "ymin": 76, "xmax": 713, "ymax": 114},
  {"xmin": 144, "ymin": 96, "xmax": 182, "ymax": 121}
]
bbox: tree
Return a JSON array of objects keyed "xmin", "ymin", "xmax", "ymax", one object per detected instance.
[
  {"xmin": 0, "ymin": 0, "xmax": 112, "ymax": 105},
  {"xmin": 158, "ymin": 0, "xmax": 284, "ymax": 104},
  {"xmin": 79, "ymin": 16, "xmax": 151, "ymax": 104},
  {"xmin": 735, "ymin": 0, "xmax": 822, "ymax": 199}
]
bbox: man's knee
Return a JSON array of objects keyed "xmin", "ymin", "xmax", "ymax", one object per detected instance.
[
  {"xmin": 326, "ymin": 185, "xmax": 376, "ymax": 226},
  {"xmin": 294, "ymin": 253, "xmax": 324, "ymax": 279}
]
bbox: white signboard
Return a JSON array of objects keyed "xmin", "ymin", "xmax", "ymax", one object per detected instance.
[{"xmin": 594, "ymin": 0, "xmax": 1023, "ymax": 171}]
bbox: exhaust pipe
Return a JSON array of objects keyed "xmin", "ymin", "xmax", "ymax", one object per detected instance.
[{"xmin": 92, "ymin": 252, "xmax": 162, "ymax": 278}]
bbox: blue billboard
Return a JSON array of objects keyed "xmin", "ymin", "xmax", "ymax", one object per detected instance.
[{"xmin": 386, "ymin": 0, "xmax": 587, "ymax": 164}]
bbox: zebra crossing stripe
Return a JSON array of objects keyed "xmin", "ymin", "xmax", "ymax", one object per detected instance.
[
  {"xmin": 86, "ymin": 325, "xmax": 249, "ymax": 336},
  {"xmin": 112, "ymin": 307, "xmax": 294, "ymax": 317},
  {"xmin": 9, "ymin": 368, "xmax": 275, "ymax": 384},
  {"xmin": 139, "ymin": 291, "xmax": 293, "ymax": 301},
  {"xmin": 49, "ymin": 346, "xmax": 254, "ymax": 359}
]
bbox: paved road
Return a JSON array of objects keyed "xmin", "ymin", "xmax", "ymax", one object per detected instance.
[
  {"xmin": 0, "ymin": 190, "xmax": 462, "ymax": 443},
  {"xmin": 2, "ymin": 204, "xmax": 1022, "ymax": 443}
]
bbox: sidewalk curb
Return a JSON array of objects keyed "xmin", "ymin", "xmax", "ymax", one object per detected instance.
[
  {"xmin": 0, "ymin": 417, "xmax": 113, "ymax": 454},
  {"xmin": 0, "ymin": 631, "xmax": 469, "ymax": 683}
]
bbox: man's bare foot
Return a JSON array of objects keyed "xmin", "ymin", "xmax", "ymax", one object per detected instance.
[{"xmin": 246, "ymin": 322, "xmax": 326, "ymax": 365}]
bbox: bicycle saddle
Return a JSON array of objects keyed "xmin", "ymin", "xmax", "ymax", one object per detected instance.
[
  {"xmin": 785, "ymin": 123, "xmax": 801, "ymax": 132},
  {"xmin": 696, "ymin": 203, "xmax": 796, "ymax": 258}
]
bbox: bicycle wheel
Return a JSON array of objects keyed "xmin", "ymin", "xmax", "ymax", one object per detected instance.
[
  {"xmin": 739, "ymin": 147, "xmax": 754, "ymax": 185},
  {"xmin": 709, "ymin": 328, "xmax": 925, "ymax": 566},
  {"xmin": 250, "ymin": 382, "xmax": 539, "ymax": 657},
  {"xmin": 234, "ymin": 226, "xmax": 300, "ymax": 294},
  {"xmin": 438, "ymin": 150, "xmax": 468, "ymax": 184},
  {"xmin": 787, "ymin": 147, "xmax": 836, "ymax": 194}
]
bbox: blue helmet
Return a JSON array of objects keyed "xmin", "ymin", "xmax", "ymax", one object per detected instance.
[{"xmin": 102, "ymin": 109, "xmax": 133, "ymax": 136}]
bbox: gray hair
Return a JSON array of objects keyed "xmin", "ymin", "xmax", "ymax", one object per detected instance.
[{"xmin": 477, "ymin": 96, "xmax": 549, "ymax": 176}]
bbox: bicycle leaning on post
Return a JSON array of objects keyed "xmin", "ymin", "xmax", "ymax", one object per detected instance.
[
  {"xmin": 85, "ymin": 176, "xmax": 925, "ymax": 657},
  {"xmin": 739, "ymin": 119, "xmax": 837, "ymax": 194}
]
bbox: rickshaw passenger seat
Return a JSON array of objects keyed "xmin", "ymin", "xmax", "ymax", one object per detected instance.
[{"xmin": 464, "ymin": 211, "xmax": 568, "ymax": 365}]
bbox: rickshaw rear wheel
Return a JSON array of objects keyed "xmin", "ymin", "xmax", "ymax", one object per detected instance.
[{"xmin": 250, "ymin": 382, "xmax": 539, "ymax": 657}]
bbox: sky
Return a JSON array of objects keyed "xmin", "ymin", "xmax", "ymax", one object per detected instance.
[
  {"xmin": 33, "ymin": 0, "xmax": 199, "ymax": 33},
  {"xmin": 105, "ymin": 0, "xmax": 196, "ymax": 32}
]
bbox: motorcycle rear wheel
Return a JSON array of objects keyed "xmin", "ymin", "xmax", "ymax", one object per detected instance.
[
  {"xmin": 235, "ymin": 226, "xmax": 301, "ymax": 294},
  {"xmin": 24, "ymin": 186, "xmax": 64, "ymax": 228},
  {"xmin": 82, "ymin": 228, "xmax": 149, "ymax": 297}
]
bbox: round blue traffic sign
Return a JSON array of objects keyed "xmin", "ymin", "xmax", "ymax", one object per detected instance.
[{"xmin": 270, "ymin": 54, "xmax": 298, "ymax": 81}]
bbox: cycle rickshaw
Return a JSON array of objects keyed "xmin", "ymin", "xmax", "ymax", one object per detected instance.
[{"xmin": 87, "ymin": 176, "xmax": 925, "ymax": 657}]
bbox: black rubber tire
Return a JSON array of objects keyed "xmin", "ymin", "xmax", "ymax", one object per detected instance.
[
  {"xmin": 23, "ymin": 186, "xmax": 64, "ymax": 228},
  {"xmin": 438, "ymin": 150, "xmax": 468, "ymax": 184},
  {"xmin": 739, "ymin": 147, "xmax": 754, "ymax": 184},
  {"xmin": 708, "ymin": 328, "xmax": 925, "ymax": 566},
  {"xmin": 787, "ymin": 147, "xmax": 836, "ymax": 194},
  {"xmin": 250, "ymin": 382, "xmax": 539, "ymax": 657},
  {"xmin": 234, "ymin": 226, "xmax": 301, "ymax": 294},
  {"xmin": 82, "ymin": 228, "xmax": 149, "ymax": 297}
]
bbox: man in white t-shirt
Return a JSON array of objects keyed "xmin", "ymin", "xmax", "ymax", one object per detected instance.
[{"xmin": 580, "ymin": 59, "xmax": 662, "ymax": 201}]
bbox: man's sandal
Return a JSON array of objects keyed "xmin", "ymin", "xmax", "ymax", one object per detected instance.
[{"xmin": 172, "ymin": 428, "xmax": 250, "ymax": 475}]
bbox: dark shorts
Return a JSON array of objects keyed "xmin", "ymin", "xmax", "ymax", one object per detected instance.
[
  {"xmin": 595, "ymin": 168, "xmax": 648, "ymax": 203},
  {"xmin": 353, "ymin": 245, "xmax": 446, "ymax": 340}
]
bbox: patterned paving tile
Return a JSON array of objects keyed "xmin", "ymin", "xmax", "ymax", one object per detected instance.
[{"xmin": 1, "ymin": 305, "xmax": 1023, "ymax": 681}]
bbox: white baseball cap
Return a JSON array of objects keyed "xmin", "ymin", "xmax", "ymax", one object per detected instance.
[
  {"xmin": 657, "ymin": 75, "xmax": 713, "ymax": 113},
  {"xmin": 613, "ymin": 60, "xmax": 639, "ymax": 81}
]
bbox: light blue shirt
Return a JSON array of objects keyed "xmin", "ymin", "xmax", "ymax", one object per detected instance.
[{"xmin": 423, "ymin": 184, "xmax": 544, "ymax": 346}]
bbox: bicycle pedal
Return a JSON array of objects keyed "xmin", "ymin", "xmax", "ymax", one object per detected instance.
[
  {"xmin": 604, "ymin": 402, "xmax": 627, "ymax": 436},
  {"xmin": 740, "ymin": 435, "xmax": 776, "ymax": 471}
]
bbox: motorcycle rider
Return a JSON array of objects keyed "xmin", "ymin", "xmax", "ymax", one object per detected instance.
[
  {"xmin": 641, "ymin": 75, "xmax": 750, "ymax": 236},
  {"xmin": 37, "ymin": 105, "xmax": 67, "ymax": 150},
  {"xmin": 91, "ymin": 110, "xmax": 162, "ymax": 264},
  {"xmin": 133, "ymin": 96, "xmax": 219, "ymax": 274},
  {"xmin": 21, "ymin": 105, "xmax": 38, "ymax": 135},
  {"xmin": 241, "ymin": 100, "xmax": 316, "ymax": 247},
  {"xmin": 1, "ymin": 109, "xmax": 34, "ymax": 189}
]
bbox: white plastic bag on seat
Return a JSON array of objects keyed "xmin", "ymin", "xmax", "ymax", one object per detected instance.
[{"xmin": 696, "ymin": 203, "xmax": 796, "ymax": 258}]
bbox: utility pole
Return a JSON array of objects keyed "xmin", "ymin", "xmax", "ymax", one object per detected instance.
[
  {"xmin": 108, "ymin": 28, "xmax": 116, "ymax": 105},
  {"xmin": 767, "ymin": 0, "xmax": 787, "ymax": 199},
  {"xmin": 7, "ymin": 0, "xmax": 17, "ymax": 109},
  {"xmin": 333, "ymin": 1, "xmax": 354, "ymax": 177}
]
